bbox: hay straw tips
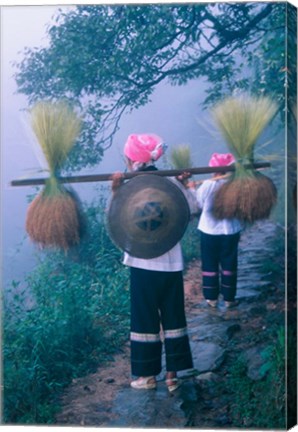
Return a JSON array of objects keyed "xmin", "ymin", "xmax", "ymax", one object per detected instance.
[
  {"xmin": 30, "ymin": 101, "xmax": 82, "ymax": 174},
  {"xmin": 212, "ymin": 95, "xmax": 278, "ymax": 161},
  {"xmin": 170, "ymin": 144, "xmax": 192, "ymax": 169}
]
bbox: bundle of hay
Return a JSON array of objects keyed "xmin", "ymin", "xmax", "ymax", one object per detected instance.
[
  {"xmin": 170, "ymin": 144, "xmax": 192, "ymax": 169},
  {"xmin": 211, "ymin": 96, "xmax": 278, "ymax": 223},
  {"xmin": 170, "ymin": 144, "xmax": 194, "ymax": 187},
  {"xmin": 25, "ymin": 101, "xmax": 83, "ymax": 251}
]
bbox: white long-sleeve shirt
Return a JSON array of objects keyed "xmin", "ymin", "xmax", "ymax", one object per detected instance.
[{"xmin": 196, "ymin": 178, "xmax": 243, "ymax": 235}]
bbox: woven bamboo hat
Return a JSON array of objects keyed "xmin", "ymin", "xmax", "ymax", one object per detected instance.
[{"xmin": 107, "ymin": 174, "xmax": 190, "ymax": 258}]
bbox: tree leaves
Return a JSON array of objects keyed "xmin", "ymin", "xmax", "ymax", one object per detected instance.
[{"xmin": 14, "ymin": 3, "xmax": 285, "ymax": 171}]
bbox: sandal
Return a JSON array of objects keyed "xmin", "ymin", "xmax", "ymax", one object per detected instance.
[
  {"xmin": 165, "ymin": 377, "xmax": 181, "ymax": 392},
  {"xmin": 225, "ymin": 300, "xmax": 239, "ymax": 309},
  {"xmin": 130, "ymin": 376, "xmax": 157, "ymax": 390},
  {"xmin": 206, "ymin": 299, "xmax": 218, "ymax": 308}
]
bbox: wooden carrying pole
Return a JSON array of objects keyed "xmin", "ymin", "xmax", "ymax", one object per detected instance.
[{"xmin": 10, "ymin": 162, "xmax": 271, "ymax": 187}]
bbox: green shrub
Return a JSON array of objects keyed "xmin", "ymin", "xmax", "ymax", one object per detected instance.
[
  {"xmin": 2, "ymin": 194, "xmax": 130, "ymax": 424},
  {"xmin": 228, "ymin": 326, "xmax": 286, "ymax": 429},
  {"xmin": 182, "ymin": 218, "xmax": 200, "ymax": 264},
  {"xmin": 260, "ymin": 224, "xmax": 285, "ymax": 277},
  {"xmin": 2, "ymin": 186, "xmax": 202, "ymax": 424}
]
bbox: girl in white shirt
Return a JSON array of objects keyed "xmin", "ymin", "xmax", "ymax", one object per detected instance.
[
  {"xmin": 112, "ymin": 134, "xmax": 197, "ymax": 391},
  {"xmin": 196, "ymin": 153, "xmax": 243, "ymax": 309}
]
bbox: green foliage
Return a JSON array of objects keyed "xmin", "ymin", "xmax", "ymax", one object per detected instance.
[
  {"xmin": 13, "ymin": 3, "xmax": 284, "ymax": 171},
  {"xmin": 181, "ymin": 218, "xmax": 200, "ymax": 264},
  {"xmin": 227, "ymin": 326, "xmax": 286, "ymax": 429},
  {"xmin": 2, "ymin": 193, "xmax": 130, "ymax": 424},
  {"xmin": 251, "ymin": 4, "xmax": 296, "ymax": 124},
  {"xmin": 2, "ymin": 183, "xmax": 200, "ymax": 424},
  {"xmin": 204, "ymin": 4, "xmax": 288, "ymax": 107},
  {"xmin": 259, "ymin": 224, "xmax": 285, "ymax": 278},
  {"xmin": 286, "ymin": 325, "xmax": 297, "ymax": 427}
]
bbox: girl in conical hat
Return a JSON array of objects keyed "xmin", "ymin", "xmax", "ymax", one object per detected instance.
[{"xmin": 112, "ymin": 133, "xmax": 197, "ymax": 391}]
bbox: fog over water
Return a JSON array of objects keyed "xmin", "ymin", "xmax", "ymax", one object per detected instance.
[{"xmin": 1, "ymin": 5, "xmax": 229, "ymax": 291}]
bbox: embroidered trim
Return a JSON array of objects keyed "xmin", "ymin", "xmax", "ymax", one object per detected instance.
[
  {"xmin": 202, "ymin": 271, "xmax": 218, "ymax": 277},
  {"xmin": 222, "ymin": 270, "xmax": 235, "ymax": 276},
  {"xmin": 164, "ymin": 327, "xmax": 188, "ymax": 339},
  {"xmin": 202, "ymin": 286, "xmax": 218, "ymax": 289},
  {"xmin": 130, "ymin": 332, "xmax": 160, "ymax": 343}
]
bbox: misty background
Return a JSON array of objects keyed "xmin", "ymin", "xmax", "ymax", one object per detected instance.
[{"xmin": 0, "ymin": 4, "xmax": 271, "ymax": 292}]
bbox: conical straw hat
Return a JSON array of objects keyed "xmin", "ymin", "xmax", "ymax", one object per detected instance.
[{"xmin": 107, "ymin": 174, "xmax": 190, "ymax": 258}]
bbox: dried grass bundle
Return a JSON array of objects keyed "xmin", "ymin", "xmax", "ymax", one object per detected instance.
[
  {"xmin": 26, "ymin": 185, "xmax": 82, "ymax": 251},
  {"xmin": 211, "ymin": 96, "xmax": 278, "ymax": 222},
  {"xmin": 212, "ymin": 172, "xmax": 277, "ymax": 222},
  {"xmin": 31, "ymin": 101, "xmax": 81, "ymax": 173},
  {"xmin": 212, "ymin": 96, "xmax": 277, "ymax": 162},
  {"xmin": 170, "ymin": 145, "xmax": 192, "ymax": 169},
  {"xmin": 26, "ymin": 101, "xmax": 83, "ymax": 251}
]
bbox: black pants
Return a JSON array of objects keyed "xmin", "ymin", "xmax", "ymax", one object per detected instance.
[
  {"xmin": 200, "ymin": 231, "xmax": 240, "ymax": 302},
  {"xmin": 130, "ymin": 267, "xmax": 193, "ymax": 377}
]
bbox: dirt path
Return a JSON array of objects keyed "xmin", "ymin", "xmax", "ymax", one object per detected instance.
[{"xmin": 56, "ymin": 260, "xmax": 202, "ymax": 426}]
